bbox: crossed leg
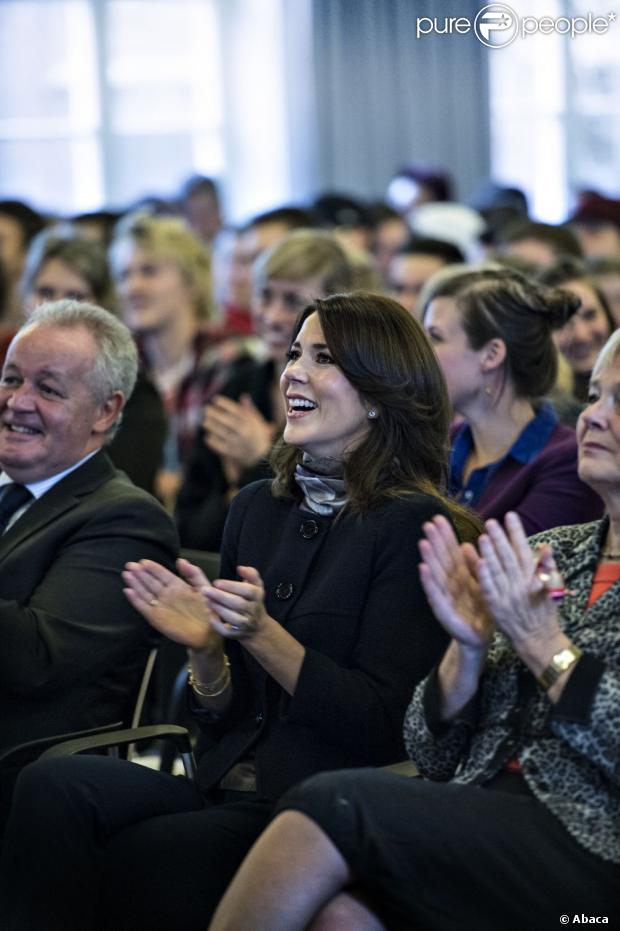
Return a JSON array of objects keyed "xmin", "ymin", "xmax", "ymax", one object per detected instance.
[{"xmin": 209, "ymin": 808, "xmax": 386, "ymax": 931}]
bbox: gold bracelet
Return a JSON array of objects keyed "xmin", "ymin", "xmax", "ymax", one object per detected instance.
[{"xmin": 188, "ymin": 656, "xmax": 231, "ymax": 698}]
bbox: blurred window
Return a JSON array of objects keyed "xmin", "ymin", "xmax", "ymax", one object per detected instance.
[
  {"xmin": 490, "ymin": 0, "xmax": 619, "ymax": 221},
  {"xmin": 0, "ymin": 0, "xmax": 223, "ymax": 213}
]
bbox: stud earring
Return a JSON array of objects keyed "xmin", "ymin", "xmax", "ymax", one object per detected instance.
[
  {"xmin": 367, "ymin": 408, "xmax": 378, "ymax": 419},
  {"xmin": 483, "ymin": 386, "xmax": 492, "ymax": 396}
]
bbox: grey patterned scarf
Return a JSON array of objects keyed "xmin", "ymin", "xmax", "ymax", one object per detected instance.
[{"xmin": 294, "ymin": 453, "xmax": 347, "ymax": 516}]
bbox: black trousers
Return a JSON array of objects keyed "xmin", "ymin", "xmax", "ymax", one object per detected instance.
[
  {"xmin": 0, "ymin": 755, "xmax": 274, "ymax": 931},
  {"xmin": 278, "ymin": 769, "xmax": 620, "ymax": 931}
]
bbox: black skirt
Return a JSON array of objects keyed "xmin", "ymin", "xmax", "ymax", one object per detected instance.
[{"xmin": 276, "ymin": 768, "xmax": 620, "ymax": 931}]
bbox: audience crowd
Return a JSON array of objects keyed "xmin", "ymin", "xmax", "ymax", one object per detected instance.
[{"xmin": 0, "ymin": 172, "xmax": 618, "ymax": 929}]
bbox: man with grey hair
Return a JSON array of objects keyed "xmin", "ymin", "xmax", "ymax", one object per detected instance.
[{"xmin": 0, "ymin": 299, "xmax": 178, "ymax": 824}]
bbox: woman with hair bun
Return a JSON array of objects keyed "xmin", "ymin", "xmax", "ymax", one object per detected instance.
[{"xmin": 422, "ymin": 267, "xmax": 603, "ymax": 533}]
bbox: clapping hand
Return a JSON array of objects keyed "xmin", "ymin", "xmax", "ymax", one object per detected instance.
[
  {"xmin": 476, "ymin": 512, "xmax": 562, "ymax": 651},
  {"xmin": 203, "ymin": 394, "xmax": 276, "ymax": 469},
  {"xmin": 419, "ymin": 512, "xmax": 569, "ymax": 714},
  {"xmin": 204, "ymin": 566, "xmax": 269, "ymax": 639},
  {"xmin": 123, "ymin": 559, "xmax": 270, "ymax": 646},
  {"xmin": 123, "ymin": 557, "xmax": 219, "ymax": 651},
  {"xmin": 419, "ymin": 515, "xmax": 494, "ymax": 653}
]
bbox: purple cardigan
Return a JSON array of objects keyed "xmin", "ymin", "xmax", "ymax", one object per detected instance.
[
  {"xmin": 452, "ymin": 422, "xmax": 604, "ymax": 535},
  {"xmin": 468, "ymin": 424, "xmax": 603, "ymax": 536}
]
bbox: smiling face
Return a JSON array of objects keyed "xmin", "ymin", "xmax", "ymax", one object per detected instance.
[
  {"xmin": 114, "ymin": 243, "xmax": 196, "ymax": 335},
  {"xmin": 0, "ymin": 323, "xmax": 120, "ymax": 483},
  {"xmin": 280, "ymin": 312, "xmax": 370, "ymax": 460},
  {"xmin": 553, "ymin": 279, "xmax": 611, "ymax": 376},
  {"xmin": 423, "ymin": 297, "xmax": 486, "ymax": 412},
  {"xmin": 577, "ymin": 355, "xmax": 620, "ymax": 497}
]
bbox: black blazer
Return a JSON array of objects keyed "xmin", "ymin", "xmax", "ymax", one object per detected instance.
[
  {"xmin": 0, "ymin": 450, "xmax": 179, "ymax": 750},
  {"xmin": 194, "ymin": 480, "xmax": 449, "ymax": 800}
]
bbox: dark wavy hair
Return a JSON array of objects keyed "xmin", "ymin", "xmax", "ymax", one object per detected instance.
[
  {"xmin": 270, "ymin": 292, "xmax": 481, "ymax": 541},
  {"xmin": 422, "ymin": 267, "xmax": 580, "ymax": 399}
]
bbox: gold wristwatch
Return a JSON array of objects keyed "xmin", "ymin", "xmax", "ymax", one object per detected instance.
[{"xmin": 537, "ymin": 644, "xmax": 582, "ymax": 690}]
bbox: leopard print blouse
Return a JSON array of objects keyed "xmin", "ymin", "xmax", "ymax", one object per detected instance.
[{"xmin": 403, "ymin": 518, "xmax": 620, "ymax": 865}]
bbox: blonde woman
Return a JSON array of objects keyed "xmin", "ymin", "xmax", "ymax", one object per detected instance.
[{"xmin": 110, "ymin": 214, "xmax": 221, "ymax": 507}]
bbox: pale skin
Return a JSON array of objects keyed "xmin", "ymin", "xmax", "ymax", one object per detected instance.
[
  {"xmin": 202, "ymin": 392, "xmax": 281, "ymax": 487},
  {"xmin": 423, "ymin": 355, "xmax": 620, "ymax": 715},
  {"xmin": 122, "ymin": 556, "xmax": 306, "ymax": 705},
  {"xmin": 126, "ymin": 312, "xmax": 384, "ymax": 930},
  {"xmin": 115, "ymin": 243, "xmax": 203, "ymax": 510},
  {"xmin": 419, "ymin": 512, "xmax": 578, "ymax": 714},
  {"xmin": 124, "ymin": 313, "xmax": 370, "ymax": 707},
  {"xmin": 208, "ymin": 811, "xmax": 385, "ymax": 931},
  {"xmin": 460, "ymin": 350, "xmax": 536, "ymax": 481},
  {"xmin": 200, "ymin": 275, "xmax": 322, "ymax": 491},
  {"xmin": 424, "ymin": 298, "xmax": 536, "ymax": 480},
  {"xmin": 207, "ymin": 511, "xmax": 579, "ymax": 931},
  {"xmin": 115, "ymin": 244, "xmax": 199, "ymax": 383},
  {"xmin": 210, "ymin": 366, "xmax": 620, "ymax": 930},
  {"xmin": 576, "ymin": 359, "xmax": 620, "ymax": 554}
]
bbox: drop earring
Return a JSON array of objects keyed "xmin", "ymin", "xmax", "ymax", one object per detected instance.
[{"xmin": 367, "ymin": 408, "xmax": 378, "ymax": 419}]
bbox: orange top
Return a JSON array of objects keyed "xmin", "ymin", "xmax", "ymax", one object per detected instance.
[{"xmin": 587, "ymin": 560, "xmax": 620, "ymax": 607}]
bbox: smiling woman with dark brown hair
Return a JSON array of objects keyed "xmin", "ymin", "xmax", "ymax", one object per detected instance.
[
  {"xmin": 176, "ymin": 229, "xmax": 355, "ymax": 551},
  {"xmin": 272, "ymin": 292, "xmax": 478, "ymax": 539},
  {"xmin": 208, "ymin": 329, "xmax": 620, "ymax": 931},
  {"xmin": 0, "ymin": 292, "xmax": 479, "ymax": 931}
]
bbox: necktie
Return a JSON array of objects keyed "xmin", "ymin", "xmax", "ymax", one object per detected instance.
[{"xmin": 0, "ymin": 483, "xmax": 33, "ymax": 535}]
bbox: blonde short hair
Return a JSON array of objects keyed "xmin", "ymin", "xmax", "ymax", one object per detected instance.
[
  {"xmin": 110, "ymin": 212, "xmax": 213, "ymax": 319},
  {"xmin": 254, "ymin": 229, "xmax": 353, "ymax": 295}
]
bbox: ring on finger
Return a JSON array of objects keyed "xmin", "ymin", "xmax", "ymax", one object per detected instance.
[{"xmin": 149, "ymin": 598, "xmax": 159, "ymax": 606}]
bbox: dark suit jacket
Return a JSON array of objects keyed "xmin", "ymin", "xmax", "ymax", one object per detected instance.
[
  {"xmin": 107, "ymin": 371, "xmax": 167, "ymax": 496},
  {"xmin": 193, "ymin": 480, "xmax": 450, "ymax": 800},
  {"xmin": 0, "ymin": 450, "xmax": 179, "ymax": 751}
]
